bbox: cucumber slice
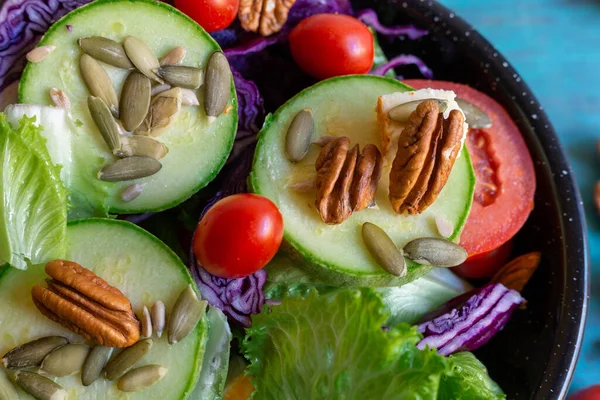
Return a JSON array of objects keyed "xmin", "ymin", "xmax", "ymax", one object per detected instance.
[
  {"xmin": 19, "ymin": 0, "xmax": 237, "ymax": 215},
  {"xmin": 0, "ymin": 219, "xmax": 207, "ymax": 399},
  {"xmin": 251, "ymin": 75, "xmax": 475, "ymax": 287}
]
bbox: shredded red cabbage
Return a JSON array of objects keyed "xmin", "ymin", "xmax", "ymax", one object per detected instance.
[
  {"xmin": 417, "ymin": 283, "xmax": 524, "ymax": 356},
  {"xmin": 370, "ymin": 54, "xmax": 434, "ymax": 79},
  {"xmin": 357, "ymin": 9, "xmax": 428, "ymax": 40}
]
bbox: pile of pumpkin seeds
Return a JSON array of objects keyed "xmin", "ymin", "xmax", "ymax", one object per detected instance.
[
  {"xmin": 74, "ymin": 35, "xmax": 231, "ymax": 198},
  {"xmin": 1, "ymin": 285, "xmax": 207, "ymax": 397}
]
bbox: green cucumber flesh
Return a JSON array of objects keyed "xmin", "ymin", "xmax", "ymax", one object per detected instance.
[
  {"xmin": 251, "ymin": 75, "xmax": 475, "ymax": 287},
  {"xmin": 18, "ymin": 0, "xmax": 237, "ymax": 215},
  {"xmin": 0, "ymin": 218, "xmax": 207, "ymax": 399}
]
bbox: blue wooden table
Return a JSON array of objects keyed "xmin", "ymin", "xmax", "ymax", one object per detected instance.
[{"xmin": 440, "ymin": 0, "xmax": 600, "ymax": 393}]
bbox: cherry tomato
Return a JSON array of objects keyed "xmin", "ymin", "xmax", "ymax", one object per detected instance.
[
  {"xmin": 175, "ymin": 0, "xmax": 239, "ymax": 33},
  {"xmin": 452, "ymin": 240, "xmax": 513, "ymax": 279},
  {"xmin": 193, "ymin": 194, "xmax": 284, "ymax": 279},
  {"xmin": 289, "ymin": 14, "xmax": 374, "ymax": 80},
  {"xmin": 570, "ymin": 385, "xmax": 600, "ymax": 400},
  {"xmin": 404, "ymin": 80, "xmax": 536, "ymax": 258}
]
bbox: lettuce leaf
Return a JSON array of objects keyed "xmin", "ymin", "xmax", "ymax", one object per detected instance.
[
  {"xmin": 0, "ymin": 113, "xmax": 68, "ymax": 269},
  {"xmin": 243, "ymin": 289, "xmax": 448, "ymax": 399},
  {"xmin": 440, "ymin": 352, "xmax": 505, "ymax": 399}
]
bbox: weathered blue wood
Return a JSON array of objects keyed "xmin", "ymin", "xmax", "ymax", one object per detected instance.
[{"xmin": 441, "ymin": 0, "xmax": 600, "ymax": 392}]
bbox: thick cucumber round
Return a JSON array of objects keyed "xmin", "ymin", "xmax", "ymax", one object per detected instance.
[
  {"xmin": 19, "ymin": 0, "xmax": 237, "ymax": 215},
  {"xmin": 251, "ymin": 75, "xmax": 475, "ymax": 287},
  {"xmin": 0, "ymin": 219, "xmax": 207, "ymax": 399}
]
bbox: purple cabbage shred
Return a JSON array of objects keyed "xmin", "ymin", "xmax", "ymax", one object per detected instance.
[
  {"xmin": 417, "ymin": 283, "xmax": 524, "ymax": 356},
  {"xmin": 357, "ymin": 9, "xmax": 428, "ymax": 40},
  {"xmin": 370, "ymin": 54, "xmax": 434, "ymax": 79}
]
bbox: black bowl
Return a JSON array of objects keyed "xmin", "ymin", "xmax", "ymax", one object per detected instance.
[{"xmin": 351, "ymin": 0, "xmax": 589, "ymax": 398}]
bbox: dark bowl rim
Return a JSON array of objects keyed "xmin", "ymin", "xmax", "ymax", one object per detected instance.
[{"xmin": 398, "ymin": 0, "xmax": 590, "ymax": 397}]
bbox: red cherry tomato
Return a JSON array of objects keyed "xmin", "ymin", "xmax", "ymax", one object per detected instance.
[
  {"xmin": 175, "ymin": 0, "xmax": 239, "ymax": 33},
  {"xmin": 452, "ymin": 240, "xmax": 513, "ymax": 279},
  {"xmin": 404, "ymin": 80, "xmax": 536, "ymax": 258},
  {"xmin": 289, "ymin": 14, "xmax": 374, "ymax": 80},
  {"xmin": 193, "ymin": 194, "xmax": 284, "ymax": 279},
  {"xmin": 570, "ymin": 385, "xmax": 600, "ymax": 400}
]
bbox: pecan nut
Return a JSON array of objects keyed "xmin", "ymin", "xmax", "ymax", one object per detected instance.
[
  {"xmin": 315, "ymin": 137, "xmax": 383, "ymax": 224},
  {"xmin": 389, "ymin": 100, "xmax": 464, "ymax": 214},
  {"xmin": 31, "ymin": 260, "xmax": 140, "ymax": 348},
  {"xmin": 239, "ymin": 0, "xmax": 297, "ymax": 36}
]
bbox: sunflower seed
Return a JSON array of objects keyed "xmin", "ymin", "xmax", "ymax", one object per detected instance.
[
  {"xmin": 204, "ymin": 51, "xmax": 231, "ymax": 124},
  {"xmin": 104, "ymin": 339, "xmax": 153, "ymax": 381},
  {"xmin": 135, "ymin": 87, "xmax": 182, "ymax": 137},
  {"xmin": 285, "ymin": 108, "xmax": 314, "ymax": 163},
  {"xmin": 80, "ymin": 54, "xmax": 119, "ymax": 117},
  {"xmin": 403, "ymin": 237, "xmax": 468, "ymax": 267},
  {"xmin": 120, "ymin": 184, "xmax": 144, "ymax": 203},
  {"xmin": 117, "ymin": 136, "xmax": 169, "ymax": 159},
  {"xmin": 168, "ymin": 285, "xmax": 208, "ymax": 344},
  {"xmin": 456, "ymin": 97, "xmax": 492, "ymax": 129},
  {"xmin": 49, "ymin": 88, "xmax": 71, "ymax": 109},
  {"xmin": 388, "ymin": 99, "xmax": 448, "ymax": 123},
  {"xmin": 2, "ymin": 336, "xmax": 68, "ymax": 370},
  {"xmin": 26, "ymin": 45, "xmax": 56, "ymax": 63},
  {"xmin": 180, "ymin": 88, "xmax": 199, "ymax": 106},
  {"xmin": 434, "ymin": 215, "xmax": 454, "ymax": 239},
  {"xmin": 155, "ymin": 66, "xmax": 203, "ymax": 89},
  {"xmin": 123, "ymin": 36, "xmax": 163, "ymax": 83},
  {"xmin": 88, "ymin": 96, "xmax": 122, "ymax": 153},
  {"xmin": 120, "ymin": 72, "xmax": 152, "ymax": 131},
  {"xmin": 118, "ymin": 365, "xmax": 168, "ymax": 392},
  {"xmin": 159, "ymin": 46, "xmax": 186, "ymax": 66},
  {"xmin": 78, "ymin": 36, "xmax": 134, "ymax": 69},
  {"xmin": 313, "ymin": 135, "xmax": 337, "ymax": 147},
  {"xmin": 151, "ymin": 83, "xmax": 172, "ymax": 97},
  {"xmin": 40, "ymin": 344, "xmax": 89, "ymax": 377},
  {"xmin": 82, "ymin": 346, "xmax": 113, "ymax": 386},
  {"xmin": 14, "ymin": 371, "xmax": 67, "ymax": 400},
  {"xmin": 141, "ymin": 306, "xmax": 152, "ymax": 338},
  {"xmin": 288, "ymin": 180, "xmax": 315, "ymax": 192},
  {"xmin": 361, "ymin": 222, "xmax": 407, "ymax": 277},
  {"xmin": 151, "ymin": 301, "xmax": 166, "ymax": 338},
  {"xmin": 98, "ymin": 156, "xmax": 162, "ymax": 182}
]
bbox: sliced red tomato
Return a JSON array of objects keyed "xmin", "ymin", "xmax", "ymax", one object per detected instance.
[
  {"xmin": 453, "ymin": 240, "xmax": 513, "ymax": 279},
  {"xmin": 404, "ymin": 80, "xmax": 536, "ymax": 258},
  {"xmin": 174, "ymin": 0, "xmax": 239, "ymax": 33}
]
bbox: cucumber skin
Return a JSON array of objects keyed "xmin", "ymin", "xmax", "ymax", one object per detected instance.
[
  {"xmin": 250, "ymin": 75, "xmax": 476, "ymax": 287},
  {"xmin": 18, "ymin": 0, "xmax": 238, "ymax": 215}
]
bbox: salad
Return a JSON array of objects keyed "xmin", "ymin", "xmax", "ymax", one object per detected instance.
[{"xmin": 0, "ymin": 0, "xmax": 541, "ymax": 399}]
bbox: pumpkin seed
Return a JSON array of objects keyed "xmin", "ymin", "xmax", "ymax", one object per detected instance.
[
  {"xmin": 155, "ymin": 66, "xmax": 203, "ymax": 89},
  {"xmin": 180, "ymin": 88, "xmax": 199, "ymax": 106},
  {"xmin": 80, "ymin": 54, "xmax": 119, "ymax": 117},
  {"xmin": 49, "ymin": 88, "xmax": 71, "ymax": 109},
  {"xmin": 26, "ymin": 45, "xmax": 56, "ymax": 63},
  {"xmin": 88, "ymin": 96, "xmax": 122, "ymax": 153},
  {"xmin": 159, "ymin": 46, "xmax": 186, "ymax": 66},
  {"xmin": 285, "ymin": 108, "xmax": 314, "ymax": 163},
  {"xmin": 151, "ymin": 83, "xmax": 172, "ymax": 97},
  {"xmin": 98, "ymin": 156, "xmax": 162, "ymax": 182},
  {"xmin": 168, "ymin": 285, "xmax": 208, "ymax": 344},
  {"xmin": 0, "ymin": 370, "xmax": 19, "ymax": 398},
  {"xmin": 2, "ymin": 336, "xmax": 68, "ymax": 370},
  {"xmin": 403, "ymin": 237, "xmax": 468, "ymax": 267},
  {"xmin": 40, "ymin": 344, "xmax": 89, "ymax": 377},
  {"xmin": 78, "ymin": 36, "xmax": 134, "ymax": 69},
  {"xmin": 117, "ymin": 136, "xmax": 169, "ymax": 159},
  {"xmin": 120, "ymin": 184, "xmax": 144, "ymax": 203},
  {"xmin": 434, "ymin": 215, "xmax": 454, "ymax": 239},
  {"xmin": 151, "ymin": 301, "xmax": 166, "ymax": 339},
  {"xmin": 313, "ymin": 135, "xmax": 337, "ymax": 147},
  {"xmin": 388, "ymin": 99, "xmax": 448, "ymax": 123},
  {"xmin": 117, "ymin": 365, "xmax": 168, "ymax": 392},
  {"xmin": 82, "ymin": 346, "xmax": 113, "ymax": 386},
  {"xmin": 361, "ymin": 223, "xmax": 407, "ymax": 277},
  {"xmin": 120, "ymin": 72, "xmax": 152, "ymax": 131},
  {"xmin": 135, "ymin": 87, "xmax": 182, "ymax": 137},
  {"xmin": 14, "ymin": 371, "xmax": 67, "ymax": 400},
  {"xmin": 204, "ymin": 51, "xmax": 231, "ymax": 124},
  {"xmin": 123, "ymin": 36, "xmax": 163, "ymax": 83},
  {"xmin": 104, "ymin": 339, "xmax": 153, "ymax": 381},
  {"xmin": 456, "ymin": 97, "xmax": 492, "ymax": 129},
  {"xmin": 141, "ymin": 306, "xmax": 152, "ymax": 338}
]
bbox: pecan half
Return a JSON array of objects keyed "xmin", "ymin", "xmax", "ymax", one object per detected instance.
[
  {"xmin": 31, "ymin": 260, "xmax": 140, "ymax": 348},
  {"xmin": 315, "ymin": 137, "xmax": 383, "ymax": 224},
  {"xmin": 491, "ymin": 252, "xmax": 541, "ymax": 292},
  {"xmin": 389, "ymin": 100, "xmax": 465, "ymax": 214},
  {"xmin": 239, "ymin": 0, "xmax": 297, "ymax": 36}
]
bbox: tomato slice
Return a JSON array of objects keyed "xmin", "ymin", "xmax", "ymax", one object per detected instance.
[
  {"xmin": 453, "ymin": 240, "xmax": 513, "ymax": 279},
  {"xmin": 403, "ymin": 80, "xmax": 536, "ymax": 257}
]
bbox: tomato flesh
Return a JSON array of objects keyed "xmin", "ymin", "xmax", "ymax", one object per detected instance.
[
  {"xmin": 404, "ymin": 80, "xmax": 536, "ymax": 258},
  {"xmin": 289, "ymin": 14, "xmax": 374, "ymax": 80},
  {"xmin": 175, "ymin": 0, "xmax": 239, "ymax": 33},
  {"xmin": 453, "ymin": 240, "xmax": 513, "ymax": 279},
  {"xmin": 193, "ymin": 194, "xmax": 284, "ymax": 279}
]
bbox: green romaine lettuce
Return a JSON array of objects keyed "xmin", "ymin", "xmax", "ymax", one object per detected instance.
[
  {"xmin": 440, "ymin": 352, "xmax": 505, "ymax": 399},
  {"xmin": 0, "ymin": 114, "xmax": 68, "ymax": 269}
]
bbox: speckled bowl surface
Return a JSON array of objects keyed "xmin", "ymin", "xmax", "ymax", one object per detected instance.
[{"xmin": 355, "ymin": 0, "xmax": 589, "ymax": 398}]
